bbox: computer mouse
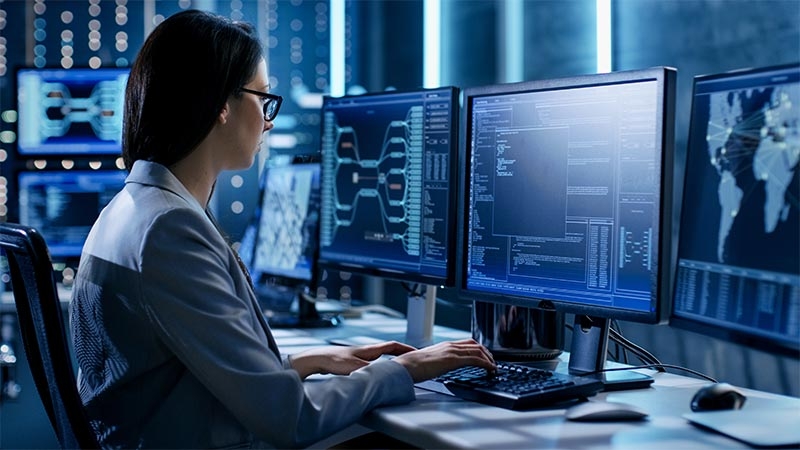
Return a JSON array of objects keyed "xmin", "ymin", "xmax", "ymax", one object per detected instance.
[
  {"xmin": 564, "ymin": 401, "xmax": 649, "ymax": 422},
  {"xmin": 690, "ymin": 382, "xmax": 747, "ymax": 412}
]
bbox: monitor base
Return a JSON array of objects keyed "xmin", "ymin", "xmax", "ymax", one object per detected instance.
[
  {"xmin": 592, "ymin": 370, "xmax": 654, "ymax": 392},
  {"xmin": 491, "ymin": 348, "xmax": 563, "ymax": 362},
  {"xmin": 472, "ymin": 301, "xmax": 565, "ymax": 362}
]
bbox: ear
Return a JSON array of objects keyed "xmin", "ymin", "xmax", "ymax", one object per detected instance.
[{"xmin": 218, "ymin": 101, "xmax": 231, "ymax": 124}]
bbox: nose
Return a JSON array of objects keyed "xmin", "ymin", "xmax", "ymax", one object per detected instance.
[{"xmin": 263, "ymin": 119, "xmax": 274, "ymax": 132}]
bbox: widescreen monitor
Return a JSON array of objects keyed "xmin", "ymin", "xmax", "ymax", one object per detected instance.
[
  {"xmin": 457, "ymin": 67, "xmax": 677, "ymax": 382},
  {"xmin": 671, "ymin": 63, "xmax": 800, "ymax": 357},
  {"xmin": 17, "ymin": 170, "xmax": 127, "ymax": 258},
  {"xmin": 316, "ymin": 87, "xmax": 460, "ymax": 287},
  {"xmin": 16, "ymin": 67, "xmax": 129, "ymax": 155}
]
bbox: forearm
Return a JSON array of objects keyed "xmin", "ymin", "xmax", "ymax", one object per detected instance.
[{"xmin": 286, "ymin": 353, "xmax": 322, "ymax": 379}]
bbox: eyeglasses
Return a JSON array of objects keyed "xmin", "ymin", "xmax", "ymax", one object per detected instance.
[{"xmin": 239, "ymin": 87, "xmax": 283, "ymax": 121}]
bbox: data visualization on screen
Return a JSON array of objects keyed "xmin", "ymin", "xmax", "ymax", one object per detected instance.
[
  {"xmin": 317, "ymin": 87, "xmax": 459, "ymax": 286},
  {"xmin": 16, "ymin": 67, "xmax": 129, "ymax": 155},
  {"xmin": 17, "ymin": 170, "xmax": 127, "ymax": 258},
  {"xmin": 251, "ymin": 162, "xmax": 321, "ymax": 285},
  {"xmin": 672, "ymin": 63, "xmax": 800, "ymax": 356}
]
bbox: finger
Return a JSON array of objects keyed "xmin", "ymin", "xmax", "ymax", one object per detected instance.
[
  {"xmin": 449, "ymin": 344, "xmax": 496, "ymax": 366},
  {"xmin": 479, "ymin": 345, "xmax": 495, "ymax": 363}
]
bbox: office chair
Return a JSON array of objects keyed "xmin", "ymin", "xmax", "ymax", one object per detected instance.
[{"xmin": 0, "ymin": 223, "xmax": 99, "ymax": 449}]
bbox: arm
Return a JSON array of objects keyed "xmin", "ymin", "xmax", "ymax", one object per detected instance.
[
  {"xmin": 139, "ymin": 209, "xmax": 416, "ymax": 448},
  {"xmin": 288, "ymin": 341, "xmax": 416, "ymax": 379},
  {"xmin": 287, "ymin": 339, "xmax": 496, "ymax": 381}
]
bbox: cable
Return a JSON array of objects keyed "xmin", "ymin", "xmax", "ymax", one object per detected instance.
[
  {"xmin": 400, "ymin": 282, "xmax": 424, "ymax": 297},
  {"xmin": 608, "ymin": 327, "xmax": 665, "ymax": 370},
  {"xmin": 609, "ymin": 320, "xmax": 629, "ymax": 364},
  {"xmin": 565, "ymin": 319, "xmax": 665, "ymax": 372},
  {"xmin": 580, "ymin": 364, "xmax": 718, "ymax": 383}
]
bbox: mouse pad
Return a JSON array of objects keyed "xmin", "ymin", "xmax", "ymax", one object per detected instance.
[{"xmin": 684, "ymin": 408, "xmax": 800, "ymax": 448}]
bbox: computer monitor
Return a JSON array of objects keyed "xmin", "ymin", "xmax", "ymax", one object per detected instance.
[
  {"xmin": 251, "ymin": 160, "xmax": 320, "ymax": 287},
  {"xmin": 457, "ymin": 67, "xmax": 677, "ymax": 388},
  {"xmin": 16, "ymin": 67, "xmax": 129, "ymax": 156},
  {"xmin": 671, "ymin": 63, "xmax": 800, "ymax": 358},
  {"xmin": 17, "ymin": 170, "xmax": 127, "ymax": 259},
  {"xmin": 317, "ymin": 87, "xmax": 460, "ymax": 345},
  {"xmin": 240, "ymin": 155, "xmax": 338, "ymax": 328}
]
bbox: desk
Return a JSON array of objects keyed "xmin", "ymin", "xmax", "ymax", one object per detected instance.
[{"xmin": 275, "ymin": 313, "xmax": 800, "ymax": 450}]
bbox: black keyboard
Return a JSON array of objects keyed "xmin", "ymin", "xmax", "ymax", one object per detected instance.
[{"xmin": 419, "ymin": 362, "xmax": 604, "ymax": 410}]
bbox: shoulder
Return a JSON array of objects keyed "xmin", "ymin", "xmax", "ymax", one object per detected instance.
[{"xmin": 142, "ymin": 207, "xmax": 226, "ymax": 261}]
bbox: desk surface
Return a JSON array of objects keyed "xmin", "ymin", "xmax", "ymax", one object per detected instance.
[
  {"xmin": 275, "ymin": 312, "xmax": 800, "ymax": 450},
  {"xmin": 4, "ymin": 290, "xmax": 798, "ymax": 449}
]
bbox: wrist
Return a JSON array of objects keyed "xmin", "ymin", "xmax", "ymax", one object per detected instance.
[{"xmin": 287, "ymin": 352, "xmax": 321, "ymax": 379}]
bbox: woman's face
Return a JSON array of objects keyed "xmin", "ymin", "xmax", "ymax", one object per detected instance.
[{"xmin": 224, "ymin": 58, "xmax": 273, "ymax": 170}]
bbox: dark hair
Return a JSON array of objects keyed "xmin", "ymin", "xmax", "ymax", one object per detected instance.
[{"xmin": 122, "ymin": 9, "xmax": 263, "ymax": 169}]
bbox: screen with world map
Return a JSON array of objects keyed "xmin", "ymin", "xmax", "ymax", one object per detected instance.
[{"xmin": 672, "ymin": 63, "xmax": 800, "ymax": 356}]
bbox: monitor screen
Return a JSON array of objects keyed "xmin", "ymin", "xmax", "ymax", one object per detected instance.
[
  {"xmin": 16, "ymin": 67, "xmax": 129, "ymax": 155},
  {"xmin": 459, "ymin": 67, "xmax": 676, "ymax": 322},
  {"xmin": 317, "ymin": 87, "xmax": 460, "ymax": 286},
  {"xmin": 671, "ymin": 63, "xmax": 800, "ymax": 357},
  {"xmin": 457, "ymin": 67, "xmax": 677, "ymax": 378},
  {"xmin": 17, "ymin": 170, "xmax": 127, "ymax": 258},
  {"xmin": 249, "ymin": 160, "xmax": 321, "ymax": 286}
]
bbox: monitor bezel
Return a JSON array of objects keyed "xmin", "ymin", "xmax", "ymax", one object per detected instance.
[
  {"xmin": 14, "ymin": 65, "xmax": 130, "ymax": 157},
  {"xmin": 316, "ymin": 86, "xmax": 461, "ymax": 287},
  {"xmin": 455, "ymin": 67, "xmax": 677, "ymax": 325},
  {"xmin": 246, "ymin": 154, "xmax": 322, "ymax": 292},
  {"xmin": 669, "ymin": 62, "xmax": 800, "ymax": 358}
]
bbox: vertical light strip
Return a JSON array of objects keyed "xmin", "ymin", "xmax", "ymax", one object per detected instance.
[
  {"xmin": 596, "ymin": 0, "xmax": 612, "ymax": 73},
  {"xmin": 504, "ymin": 0, "xmax": 524, "ymax": 82},
  {"xmin": 423, "ymin": 0, "xmax": 441, "ymax": 88},
  {"xmin": 144, "ymin": 0, "xmax": 156, "ymax": 37},
  {"xmin": 330, "ymin": 0, "xmax": 345, "ymax": 97}
]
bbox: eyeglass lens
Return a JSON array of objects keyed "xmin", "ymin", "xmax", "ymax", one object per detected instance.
[{"xmin": 265, "ymin": 100, "xmax": 278, "ymax": 120}]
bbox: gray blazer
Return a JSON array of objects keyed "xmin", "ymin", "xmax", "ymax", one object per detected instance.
[{"xmin": 70, "ymin": 160, "xmax": 415, "ymax": 449}]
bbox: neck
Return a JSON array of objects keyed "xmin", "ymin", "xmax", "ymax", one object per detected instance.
[{"xmin": 169, "ymin": 154, "xmax": 218, "ymax": 207}]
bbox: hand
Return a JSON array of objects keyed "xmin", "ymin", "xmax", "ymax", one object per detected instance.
[
  {"xmin": 392, "ymin": 339, "xmax": 496, "ymax": 383},
  {"xmin": 289, "ymin": 341, "xmax": 416, "ymax": 379}
]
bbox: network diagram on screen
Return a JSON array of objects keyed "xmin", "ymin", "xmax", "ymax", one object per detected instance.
[
  {"xmin": 17, "ymin": 68, "xmax": 129, "ymax": 155},
  {"xmin": 318, "ymin": 89, "xmax": 456, "ymax": 281}
]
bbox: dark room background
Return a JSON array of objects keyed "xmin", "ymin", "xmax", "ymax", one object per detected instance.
[{"xmin": 0, "ymin": 1, "xmax": 798, "ymax": 447}]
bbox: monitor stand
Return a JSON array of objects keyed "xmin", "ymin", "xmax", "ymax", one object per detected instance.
[
  {"xmin": 568, "ymin": 315, "xmax": 653, "ymax": 391},
  {"xmin": 405, "ymin": 284, "xmax": 437, "ymax": 348},
  {"xmin": 472, "ymin": 301, "xmax": 564, "ymax": 361}
]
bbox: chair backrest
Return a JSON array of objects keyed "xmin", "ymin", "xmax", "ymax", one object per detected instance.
[{"xmin": 0, "ymin": 223, "xmax": 99, "ymax": 449}]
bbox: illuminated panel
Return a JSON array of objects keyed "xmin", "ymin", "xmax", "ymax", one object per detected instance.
[
  {"xmin": 17, "ymin": 67, "xmax": 129, "ymax": 155},
  {"xmin": 18, "ymin": 169, "xmax": 126, "ymax": 258}
]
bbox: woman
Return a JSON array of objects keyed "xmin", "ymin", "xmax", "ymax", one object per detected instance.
[{"xmin": 69, "ymin": 9, "xmax": 494, "ymax": 449}]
